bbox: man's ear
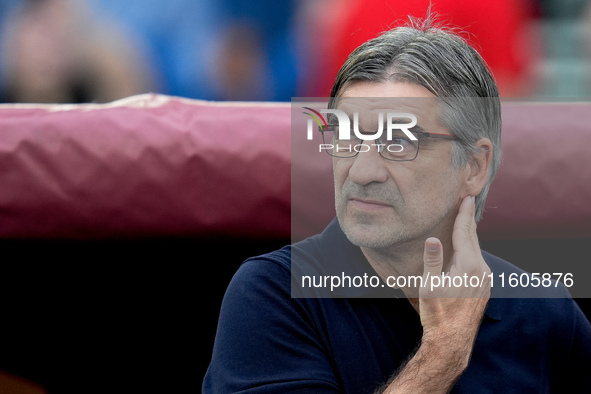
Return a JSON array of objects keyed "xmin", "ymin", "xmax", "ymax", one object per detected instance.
[{"xmin": 464, "ymin": 138, "xmax": 493, "ymax": 196}]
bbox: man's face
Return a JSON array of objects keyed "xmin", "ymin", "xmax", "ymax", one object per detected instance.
[{"xmin": 334, "ymin": 81, "xmax": 468, "ymax": 250}]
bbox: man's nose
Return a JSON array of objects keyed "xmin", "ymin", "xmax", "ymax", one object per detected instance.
[{"xmin": 347, "ymin": 142, "xmax": 389, "ymax": 185}]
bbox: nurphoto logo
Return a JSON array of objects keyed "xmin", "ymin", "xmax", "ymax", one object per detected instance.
[
  {"xmin": 302, "ymin": 107, "xmax": 418, "ymax": 154},
  {"xmin": 303, "ymin": 107, "xmax": 417, "ymax": 140}
]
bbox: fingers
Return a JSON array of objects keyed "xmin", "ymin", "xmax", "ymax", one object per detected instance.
[
  {"xmin": 418, "ymin": 196, "xmax": 490, "ymax": 337},
  {"xmin": 422, "ymin": 237, "xmax": 443, "ymax": 283},
  {"xmin": 450, "ymin": 195, "xmax": 491, "ymax": 293},
  {"xmin": 452, "ymin": 196, "xmax": 479, "ymax": 257},
  {"xmin": 452, "ymin": 195, "xmax": 476, "ymax": 236}
]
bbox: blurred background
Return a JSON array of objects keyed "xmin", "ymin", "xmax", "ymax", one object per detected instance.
[{"xmin": 1, "ymin": 0, "xmax": 591, "ymax": 104}]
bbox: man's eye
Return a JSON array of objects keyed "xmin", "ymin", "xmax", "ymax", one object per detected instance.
[{"xmin": 388, "ymin": 137, "xmax": 412, "ymax": 146}]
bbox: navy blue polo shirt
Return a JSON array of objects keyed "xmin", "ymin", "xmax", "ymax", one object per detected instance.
[{"xmin": 203, "ymin": 219, "xmax": 591, "ymax": 393}]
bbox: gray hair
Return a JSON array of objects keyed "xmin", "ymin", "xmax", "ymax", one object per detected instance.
[{"xmin": 328, "ymin": 17, "xmax": 502, "ymax": 222}]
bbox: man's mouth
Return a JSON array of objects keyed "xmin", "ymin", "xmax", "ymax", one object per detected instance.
[{"xmin": 348, "ymin": 197, "xmax": 392, "ymax": 211}]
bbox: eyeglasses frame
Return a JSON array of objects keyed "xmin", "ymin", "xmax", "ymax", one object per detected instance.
[{"xmin": 319, "ymin": 124, "xmax": 460, "ymax": 161}]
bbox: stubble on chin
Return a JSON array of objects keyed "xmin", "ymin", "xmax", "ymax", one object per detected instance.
[
  {"xmin": 335, "ymin": 181, "xmax": 408, "ymax": 249},
  {"xmin": 335, "ymin": 179, "xmax": 456, "ymax": 250}
]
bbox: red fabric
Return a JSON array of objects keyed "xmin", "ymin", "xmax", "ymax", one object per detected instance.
[
  {"xmin": 310, "ymin": 0, "xmax": 536, "ymax": 97},
  {"xmin": 0, "ymin": 95, "xmax": 589, "ymax": 240}
]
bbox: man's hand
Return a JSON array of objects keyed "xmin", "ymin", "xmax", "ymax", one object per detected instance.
[
  {"xmin": 380, "ymin": 196, "xmax": 491, "ymax": 393},
  {"xmin": 419, "ymin": 195, "xmax": 491, "ymax": 340}
]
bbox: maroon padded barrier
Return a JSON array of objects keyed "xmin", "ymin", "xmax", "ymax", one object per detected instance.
[
  {"xmin": 0, "ymin": 94, "xmax": 291, "ymax": 239},
  {"xmin": 0, "ymin": 95, "xmax": 589, "ymax": 240},
  {"xmin": 479, "ymin": 102, "xmax": 591, "ymax": 240}
]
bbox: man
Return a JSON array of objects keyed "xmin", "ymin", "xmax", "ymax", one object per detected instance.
[{"xmin": 203, "ymin": 17, "xmax": 591, "ymax": 393}]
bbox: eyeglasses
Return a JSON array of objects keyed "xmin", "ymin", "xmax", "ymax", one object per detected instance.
[{"xmin": 319, "ymin": 125, "xmax": 459, "ymax": 161}]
